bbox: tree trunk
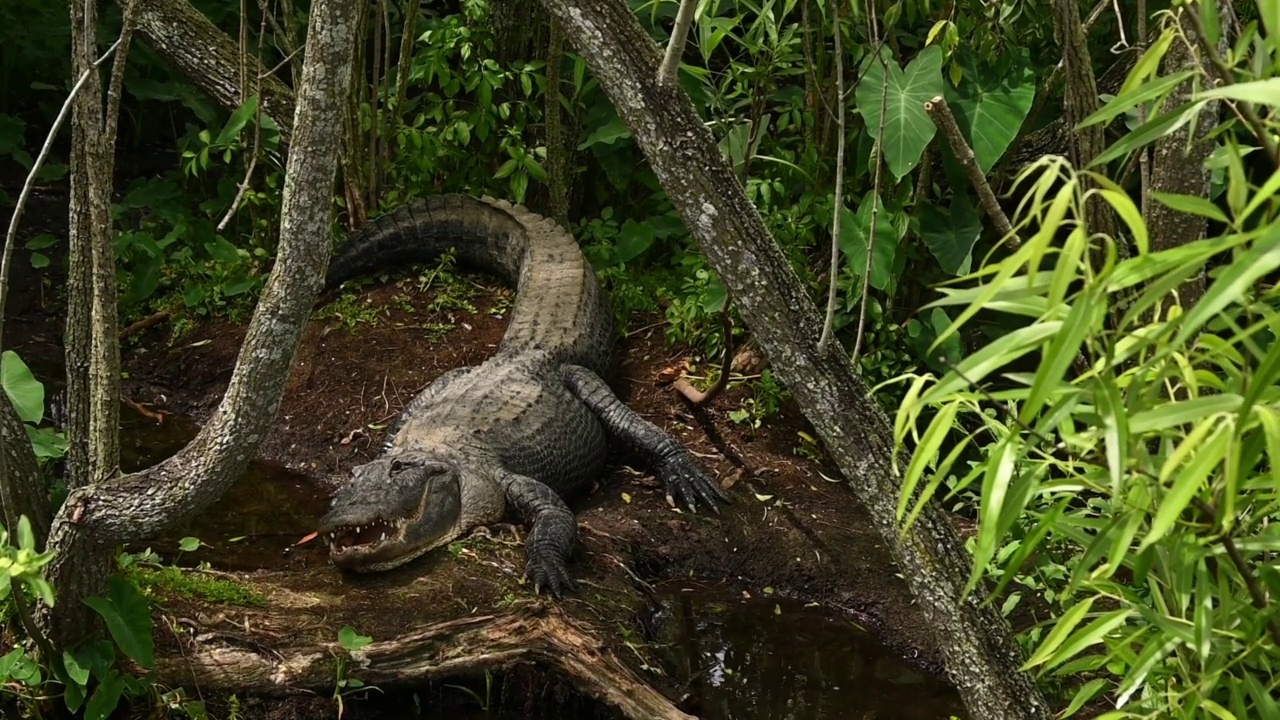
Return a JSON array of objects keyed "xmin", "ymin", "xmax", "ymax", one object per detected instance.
[
  {"xmin": 1051, "ymin": 0, "xmax": 1120, "ymax": 244},
  {"xmin": 153, "ymin": 608, "xmax": 692, "ymax": 719},
  {"xmin": 535, "ymin": 0, "xmax": 1053, "ymax": 717},
  {"xmin": 38, "ymin": 0, "xmax": 359, "ymax": 644},
  {"xmin": 72, "ymin": 0, "xmax": 130, "ymax": 488},
  {"xmin": 1145, "ymin": 4, "xmax": 1232, "ymax": 306},
  {"xmin": 0, "ymin": 393, "xmax": 50, "ymax": 546},
  {"xmin": 134, "ymin": 0, "xmax": 296, "ymax": 140}
]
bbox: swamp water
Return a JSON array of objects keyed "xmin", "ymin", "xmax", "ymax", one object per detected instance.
[{"xmin": 121, "ymin": 408, "xmax": 963, "ymax": 720}]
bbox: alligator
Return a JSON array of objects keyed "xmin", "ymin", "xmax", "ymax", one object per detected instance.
[{"xmin": 316, "ymin": 194, "xmax": 730, "ymax": 596}]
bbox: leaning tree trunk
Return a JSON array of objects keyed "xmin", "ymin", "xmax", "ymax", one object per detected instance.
[
  {"xmin": 38, "ymin": 0, "xmax": 359, "ymax": 644},
  {"xmin": 134, "ymin": 0, "xmax": 297, "ymax": 139},
  {"xmin": 536, "ymin": 0, "xmax": 1053, "ymax": 717}
]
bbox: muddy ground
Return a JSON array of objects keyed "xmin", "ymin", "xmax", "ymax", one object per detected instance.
[{"xmin": 6, "ymin": 192, "xmax": 946, "ymax": 718}]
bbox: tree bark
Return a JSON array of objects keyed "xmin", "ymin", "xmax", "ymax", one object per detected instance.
[
  {"xmin": 1145, "ymin": 4, "xmax": 1233, "ymax": 306},
  {"xmin": 1051, "ymin": 0, "xmax": 1119, "ymax": 244},
  {"xmin": 134, "ymin": 0, "xmax": 296, "ymax": 140},
  {"xmin": 154, "ymin": 609, "xmax": 692, "ymax": 719},
  {"xmin": 39, "ymin": 0, "xmax": 359, "ymax": 644},
  {"xmin": 535, "ymin": 0, "xmax": 1053, "ymax": 717},
  {"xmin": 0, "ymin": 393, "xmax": 50, "ymax": 546}
]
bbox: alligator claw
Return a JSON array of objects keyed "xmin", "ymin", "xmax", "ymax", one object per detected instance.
[
  {"xmin": 526, "ymin": 554, "xmax": 574, "ymax": 598},
  {"xmin": 655, "ymin": 451, "xmax": 731, "ymax": 515}
]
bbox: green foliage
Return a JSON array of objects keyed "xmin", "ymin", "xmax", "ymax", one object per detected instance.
[
  {"xmin": 895, "ymin": 148, "xmax": 1280, "ymax": 716},
  {"xmin": 0, "ymin": 517, "xmax": 216, "ymax": 719},
  {"xmin": 1, "ymin": 350, "xmax": 68, "ymax": 461}
]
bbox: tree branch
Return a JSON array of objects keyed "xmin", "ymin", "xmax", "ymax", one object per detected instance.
[
  {"xmin": 816, "ymin": 0, "xmax": 847, "ymax": 353},
  {"xmin": 153, "ymin": 609, "xmax": 693, "ymax": 719},
  {"xmin": 0, "ymin": 36, "xmax": 122, "ymax": 350},
  {"xmin": 658, "ymin": 0, "xmax": 697, "ymax": 86},
  {"xmin": 41, "ymin": 0, "xmax": 360, "ymax": 641},
  {"xmin": 925, "ymin": 95, "xmax": 1019, "ymax": 247}
]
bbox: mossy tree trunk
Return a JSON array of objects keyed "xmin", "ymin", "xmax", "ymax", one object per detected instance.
[
  {"xmin": 534, "ymin": 0, "xmax": 1054, "ymax": 717},
  {"xmin": 36, "ymin": 0, "xmax": 360, "ymax": 645}
]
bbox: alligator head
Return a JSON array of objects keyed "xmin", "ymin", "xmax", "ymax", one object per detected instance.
[{"xmin": 318, "ymin": 451, "xmax": 462, "ymax": 572}]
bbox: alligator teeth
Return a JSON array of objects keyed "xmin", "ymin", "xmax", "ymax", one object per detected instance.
[{"xmin": 379, "ymin": 532, "xmax": 387, "ymax": 541}]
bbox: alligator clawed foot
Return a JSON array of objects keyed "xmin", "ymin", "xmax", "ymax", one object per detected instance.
[
  {"xmin": 655, "ymin": 450, "xmax": 732, "ymax": 515},
  {"xmin": 525, "ymin": 554, "xmax": 574, "ymax": 599}
]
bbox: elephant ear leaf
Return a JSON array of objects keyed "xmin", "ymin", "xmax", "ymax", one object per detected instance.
[
  {"xmin": 1, "ymin": 350, "xmax": 45, "ymax": 424},
  {"xmin": 83, "ymin": 577, "xmax": 154, "ymax": 670},
  {"xmin": 944, "ymin": 52, "xmax": 1037, "ymax": 174},
  {"xmin": 857, "ymin": 45, "xmax": 946, "ymax": 179}
]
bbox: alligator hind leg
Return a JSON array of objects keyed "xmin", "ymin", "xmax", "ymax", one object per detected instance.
[
  {"xmin": 499, "ymin": 470, "xmax": 577, "ymax": 597},
  {"xmin": 562, "ymin": 365, "xmax": 730, "ymax": 514}
]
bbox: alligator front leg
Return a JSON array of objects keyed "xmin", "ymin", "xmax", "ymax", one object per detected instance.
[
  {"xmin": 498, "ymin": 470, "xmax": 577, "ymax": 597},
  {"xmin": 563, "ymin": 365, "xmax": 730, "ymax": 514}
]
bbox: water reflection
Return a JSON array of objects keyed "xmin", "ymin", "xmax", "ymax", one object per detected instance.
[
  {"xmin": 654, "ymin": 589, "xmax": 965, "ymax": 720},
  {"xmin": 121, "ymin": 406, "xmax": 330, "ymax": 570}
]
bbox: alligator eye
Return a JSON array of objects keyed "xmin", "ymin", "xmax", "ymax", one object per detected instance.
[{"xmin": 390, "ymin": 459, "xmax": 404, "ymax": 473}]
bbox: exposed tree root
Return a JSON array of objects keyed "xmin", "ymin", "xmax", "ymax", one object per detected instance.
[{"xmin": 153, "ymin": 607, "xmax": 693, "ymax": 720}]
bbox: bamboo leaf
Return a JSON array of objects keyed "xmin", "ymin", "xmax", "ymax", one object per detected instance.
[
  {"xmin": 1062, "ymin": 678, "xmax": 1110, "ymax": 718},
  {"xmin": 1141, "ymin": 421, "xmax": 1230, "ymax": 551},
  {"xmin": 898, "ymin": 401, "xmax": 961, "ymax": 521},
  {"xmin": 1150, "ymin": 191, "xmax": 1230, "ymax": 224},
  {"xmin": 1022, "ymin": 596, "xmax": 1097, "ymax": 670},
  {"xmin": 967, "ymin": 438, "xmax": 1018, "ymax": 596},
  {"xmin": 1172, "ymin": 227, "xmax": 1280, "ymax": 349},
  {"xmin": 1020, "ymin": 288, "xmax": 1101, "ymax": 424},
  {"xmin": 1129, "ymin": 395, "xmax": 1241, "ymax": 434},
  {"xmin": 1079, "ymin": 71, "xmax": 1193, "ymax": 130},
  {"xmin": 922, "ymin": 322, "xmax": 1063, "ymax": 403},
  {"xmin": 1044, "ymin": 609, "xmax": 1133, "ymax": 672}
]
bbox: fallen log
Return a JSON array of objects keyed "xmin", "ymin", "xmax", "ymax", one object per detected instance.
[{"xmin": 154, "ymin": 606, "xmax": 692, "ymax": 719}]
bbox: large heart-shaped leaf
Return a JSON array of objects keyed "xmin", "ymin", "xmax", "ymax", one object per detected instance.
[
  {"xmin": 918, "ymin": 192, "xmax": 983, "ymax": 275},
  {"xmin": 83, "ymin": 576, "xmax": 154, "ymax": 670},
  {"xmin": 944, "ymin": 53, "xmax": 1037, "ymax": 173},
  {"xmin": 857, "ymin": 45, "xmax": 945, "ymax": 179},
  {"xmin": 839, "ymin": 192, "xmax": 903, "ymax": 291},
  {"xmin": 1, "ymin": 350, "xmax": 44, "ymax": 424}
]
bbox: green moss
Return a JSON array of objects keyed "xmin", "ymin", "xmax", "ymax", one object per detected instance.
[{"xmin": 126, "ymin": 565, "xmax": 266, "ymax": 607}]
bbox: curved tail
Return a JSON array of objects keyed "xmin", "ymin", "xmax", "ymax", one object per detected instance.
[{"xmin": 324, "ymin": 195, "xmax": 614, "ymax": 373}]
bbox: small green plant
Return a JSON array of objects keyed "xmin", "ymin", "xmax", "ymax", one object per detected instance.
[
  {"xmin": 332, "ymin": 625, "xmax": 378, "ymax": 717},
  {"xmin": 727, "ymin": 369, "xmax": 787, "ymax": 430}
]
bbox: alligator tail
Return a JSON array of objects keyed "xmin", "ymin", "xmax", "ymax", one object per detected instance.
[{"xmin": 323, "ymin": 194, "xmax": 614, "ymax": 373}]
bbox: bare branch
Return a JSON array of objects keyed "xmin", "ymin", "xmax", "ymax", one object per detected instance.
[
  {"xmin": 816, "ymin": 0, "xmax": 847, "ymax": 353},
  {"xmin": 853, "ymin": 60, "xmax": 887, "ymax": 363},
  {"xmin": 924, "ymin": 95, "xmax": 1019, "ymax": 248},
  {"xmin": 659, "ymin": 0, "xmax": 698, "ymax": 86},
  {"xmin": 0, "ymin": 36, "xmax": 122, "ymax": 350}
]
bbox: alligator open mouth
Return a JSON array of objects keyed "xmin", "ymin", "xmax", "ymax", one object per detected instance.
[{"xmin": 325, "ymin": 516, "xmax": 406, "ymax": 554}]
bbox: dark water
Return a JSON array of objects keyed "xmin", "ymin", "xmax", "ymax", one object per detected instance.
[
  {"xmin": 653, "ymin": 589, "xmax": 964, "ymax": 720},
  {"xmin": 119, "ymin": 409, "xmax": 963, "ymax": 719},
  {"xmin": 121, "ymin": 408, "xmax": 330, "ymax": 569}
]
